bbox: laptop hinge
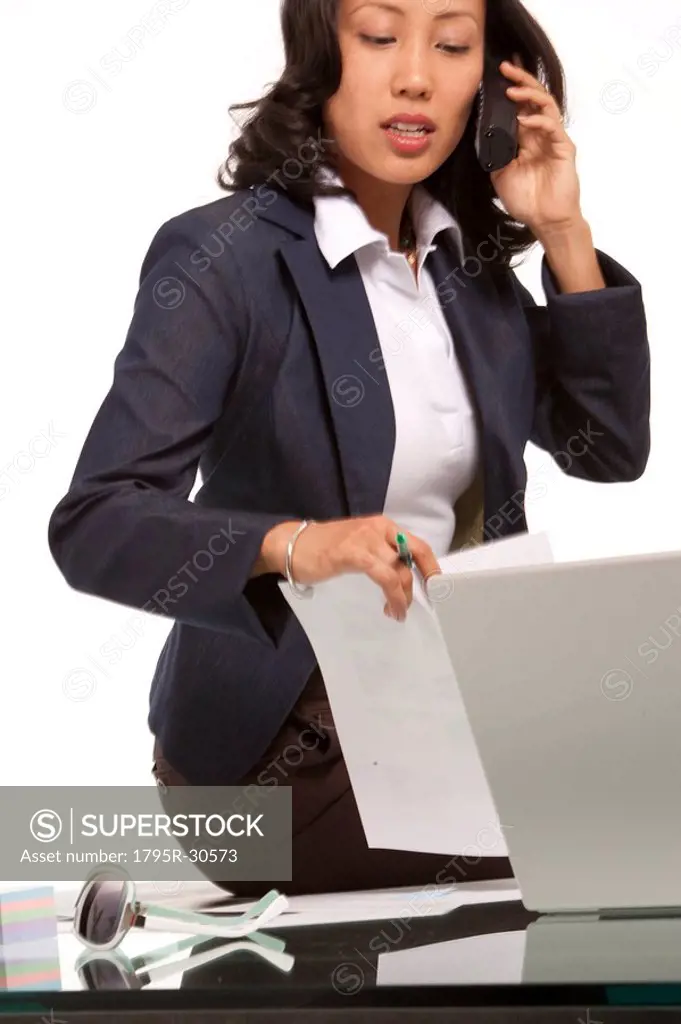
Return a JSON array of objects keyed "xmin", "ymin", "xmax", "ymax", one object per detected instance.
[
  {"xmin": 541, "ymin": 907, "xmax": 681, "ymax": 921},
  {"xmin": 599, "ymin": 906, "xmax": 681, "ymax": 920}
]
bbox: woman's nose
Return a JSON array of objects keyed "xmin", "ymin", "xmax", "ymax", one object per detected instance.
[{"xmin": 391, "ymin": 45, "xmax": 434, "ymax": 99}]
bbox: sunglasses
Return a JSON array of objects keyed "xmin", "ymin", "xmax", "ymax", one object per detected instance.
[
  {"xmin": 75, "ymin": 928, "xmax": 294, "ymax": 990},
  {"xmin": 72, "ymin": 867, "xmax": 289, "ymax": 951}
]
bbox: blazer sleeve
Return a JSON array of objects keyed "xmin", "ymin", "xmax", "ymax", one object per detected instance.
[
  {"xmin": 47, "ymin": 216, "xmax": 295, "ymax": 633},
  {"xmin": 511, "ymin": 248, "xmax": 651, "ymax": 482}
]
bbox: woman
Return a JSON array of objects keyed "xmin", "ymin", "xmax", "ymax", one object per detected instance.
[{"xmin": 48, "ymin": 0, "xmax": 650, "ymax": 896}]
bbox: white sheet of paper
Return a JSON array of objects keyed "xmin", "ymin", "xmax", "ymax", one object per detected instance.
[
  {"xmin": 203, "ymin": 879, "xmax": 522, "ymax": 928},
  {"xmin": 377, "ymin": 929, "xmax": 527, "ymax": 986},
  {"xmin": 280, "ymin": 532, "xmax": 554, "ymax": 857}
]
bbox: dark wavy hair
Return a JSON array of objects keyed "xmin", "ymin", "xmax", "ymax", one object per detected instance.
[{"xmin": 216, "ymin": 0, "xmax": 567, "ymax": 273}]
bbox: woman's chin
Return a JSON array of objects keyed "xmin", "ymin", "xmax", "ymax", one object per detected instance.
[{"xmin": 364, "ymin": 155, "xmax": 441, "ymax": 186}]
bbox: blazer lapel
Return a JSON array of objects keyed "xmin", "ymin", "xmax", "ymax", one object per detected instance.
[{"xmin": 279, "ymin": 238, "xmax": 396, "ymax": 518}]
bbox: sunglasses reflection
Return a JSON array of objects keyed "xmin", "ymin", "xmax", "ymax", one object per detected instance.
[{"xmin": 75, "ymin": 929, "xmax": 294, "ymax": 990}]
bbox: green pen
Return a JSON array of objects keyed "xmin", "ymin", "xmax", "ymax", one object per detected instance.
[{"xmin": 395, "ymin": 531, "xmax": 414, "ymax": 569}]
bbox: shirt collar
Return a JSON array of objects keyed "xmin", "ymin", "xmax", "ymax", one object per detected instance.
[{"xmin": 312, "ymin": 166, "xmax": 464, "ymax": 270}]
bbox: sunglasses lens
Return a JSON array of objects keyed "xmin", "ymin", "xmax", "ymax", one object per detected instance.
[
  {"xmin": 79, "ymin": 959, "xmax": 131, "ymax": 990},
  {"xmin": 79, "ymin": 879, "xmax": 127, "ymax": 947}
]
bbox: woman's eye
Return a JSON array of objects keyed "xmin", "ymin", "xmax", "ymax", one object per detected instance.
[
  {"xmin": 359, "ymin": 34, "xmax": 470, "ymax": 55},
  {"xmin": 359, "ymin": 34, "xmax": 394, "ymax": 45}
]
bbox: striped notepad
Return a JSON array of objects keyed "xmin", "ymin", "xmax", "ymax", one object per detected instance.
[
  {"xmin": 0, "ymin": 939, "xmax": 61, "ymax": 991},
  {"xmin": 0, "ymin": 888, "xmax": 61, "ymax": 989},
  {"xmin": 0, "ymin": 887, "xmax": 58, "ymax": 946}
]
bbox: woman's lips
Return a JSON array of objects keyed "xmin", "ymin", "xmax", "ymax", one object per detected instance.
[{"xmin": 381, "ymin": 125, "xmax": 434, "ymax": 155}]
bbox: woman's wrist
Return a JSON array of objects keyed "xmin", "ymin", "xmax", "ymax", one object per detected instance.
[{"xmin": 253, "ymin": 521, "xmax": 303, "ymax": 577}]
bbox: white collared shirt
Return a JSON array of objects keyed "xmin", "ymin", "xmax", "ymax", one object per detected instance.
[{"xmin": 312, "ymin": 170, "xmax": 479, "ymax": 557}]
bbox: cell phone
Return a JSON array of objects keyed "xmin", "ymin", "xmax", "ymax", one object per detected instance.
[{"xmin": 474, "ymin": 51, "xmax": 519, "ymax": 172}]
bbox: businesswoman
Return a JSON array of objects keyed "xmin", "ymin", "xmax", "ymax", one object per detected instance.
[{"xmin": 48, "ymin": 0, "xmax": 650, "ymax": 896}]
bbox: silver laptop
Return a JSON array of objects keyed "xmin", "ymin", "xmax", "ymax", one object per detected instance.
[{"xmin": 432, "ymin": 546, "xmax": 681, "ymax": 916}]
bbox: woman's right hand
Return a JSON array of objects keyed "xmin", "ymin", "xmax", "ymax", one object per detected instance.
[{"xmin": 260, "ymin": 517, "xmax": 441, "ymax": 621}]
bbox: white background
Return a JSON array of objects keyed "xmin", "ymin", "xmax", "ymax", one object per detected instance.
[{"xmin": 2, "ymin": 0, "xmax": 678, "ymax": 800}]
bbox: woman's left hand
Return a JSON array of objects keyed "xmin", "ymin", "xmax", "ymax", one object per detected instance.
[{"xmin": 489, "ymin": 56, "xmax": 582, "ymax": 237}]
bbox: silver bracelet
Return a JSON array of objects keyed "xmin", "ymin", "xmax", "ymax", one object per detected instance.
[{"xmin": 285, "ymin": 519, "xmax": 316, "ymax": 598}]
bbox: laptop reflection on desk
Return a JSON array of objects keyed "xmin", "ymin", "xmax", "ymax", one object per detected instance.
[{"xmin": 377, "ymin": 916, "xmax": 681, "ymax": 987}]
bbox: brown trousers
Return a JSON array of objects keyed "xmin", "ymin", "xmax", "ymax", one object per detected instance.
[{"xmin": 151, "ymin": 666, "xmax": 513, "ymax": 897}]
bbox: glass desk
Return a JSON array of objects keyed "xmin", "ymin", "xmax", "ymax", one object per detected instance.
[{"xmin": 3, "ymin": 896, "xmax": 681, "ymax": 1020}]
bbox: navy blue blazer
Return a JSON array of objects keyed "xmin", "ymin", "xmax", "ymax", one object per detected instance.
[{"xmin": 47, "ymin": 187, "xmax": 651, "ymax": 784}]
